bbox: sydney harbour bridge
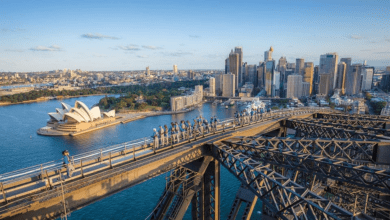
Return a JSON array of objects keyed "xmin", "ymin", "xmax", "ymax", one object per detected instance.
[{"xmin": 0, "ymin": 108, "xmax": 389, "ymax": 220}]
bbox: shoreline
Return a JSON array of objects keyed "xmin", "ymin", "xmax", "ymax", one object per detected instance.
[{"xmin": 0, "ymin": 93, "xmax": 109, "ymax": 107}]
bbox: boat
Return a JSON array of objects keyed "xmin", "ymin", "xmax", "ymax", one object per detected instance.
[
  {"xmin": 229, "ymin": 101, "xmax": 234, "ymax": 106},
  {"xmin": 225, "ymin": 105, "xmax": 229, "ymax": 109}
]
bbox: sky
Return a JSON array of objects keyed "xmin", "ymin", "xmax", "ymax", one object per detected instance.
[{"xmin": 0, "ymin": 0, "xmax": 390, "ymax": 72}]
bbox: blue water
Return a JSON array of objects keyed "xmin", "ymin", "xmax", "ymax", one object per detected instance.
[{"xmin": 0, "ymin": 96, "xmax": 263, "ymax": 219}]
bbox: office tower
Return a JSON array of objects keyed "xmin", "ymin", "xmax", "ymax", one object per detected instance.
[
  {"xmin": 312, "ymin": 66, "xmax": 319, "ymax": 94},
  {"xmin": 225, "ymin": 58, "xmax": 230, "ymax": 74},
  {"xmin": 234, "ymin": 47, "xmax": 243, "ymax": 86},
  {"xmin": 209, "ymin": 77, "xmax": 215, "ymax": 96},
  {"xmin": 361, "ymin": 66, "xmax": 374, "ymax": 91},
  {"xmin": 146, "ymin": 66, "xmax": 150, "ymax": 76},
  {"xmin": 286, "ymin": 63, "xmax": 296, "ymax": 70},
  {"xmin": 214, "ymin": 73, "xmax": 224, "ymax": 96},
  {"xmin": 318, "ymin": 74, "xmax": 330, "ymax": 95},
  {"xmin": 303, "ymin": 62, "xmax": 314, "ymax": 95},
  {"xmin": 295, "ymin": 58, "xmax": 305, "ymax": 75},
  {"xmin": 245, "ymin": 64, "xmax": 257, "ymax": 85},
  {"xmin": 319, "ymin": 53, "xmax": 339, "ymax": 92},
  {"xmin": 273, "ymin": 71, "xmax": 280, "ymax": 97},
  {"xmin": 229, "ymin": 50, "xmax": 240, "ymax": 90},
  {"xmin": 265, "ymin": 60, "xmax": 275, "ymax": 96},
  {"xmin": 173, "ymin": 65, "xmax": 178, "ymax": 74},
  {"xmin": 243, "ymin": 62, "xmax": 247, "ymax": 82},
  {"xmin": 335, "ymin": 62, "xmax": 347, "ymax": 95},
  {"xmin": 287, "ymin": 75, "xmax": 303, "ymax": 98},
  {"xmin": 386, "ymin": 66, "xmax": 390, "ymax": 74},
  {"xmin": 345, "ymin": 64, "xmax": 362, "ymax": 95},
  {"xmin": 222, "ymin": 73, "xmax": 235, "ymax": 97},
  {"xmin": 302, "ymin": 82, "xmax": 310, "ymax": 97},
  {"xmin": 257, "ymin": 62, "xmax": 265, "ymax": 89},
  {"xmin": 277, "ymin": 57, "xmax": 287, "ymax": 72},
  {"xmin": 264, "ymin": 46, "xmax": 273, "ymax": 62},
  {"xmin": 187, "ymin": 70, "xmax": 195, "ymax": 79}
]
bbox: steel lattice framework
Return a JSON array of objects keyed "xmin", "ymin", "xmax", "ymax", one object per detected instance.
[
  {"xmin": 309, "ymin": 117, "xmax": 389, "ymax": 129},
  {"xmin": 316, "ymin": 113, "xmax": 390, "ymax": 122}
]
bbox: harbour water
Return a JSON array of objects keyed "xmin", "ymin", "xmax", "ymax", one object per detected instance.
[{"xmin": 0, "ymin": 95, "xmax": 263, "ymax": 219}]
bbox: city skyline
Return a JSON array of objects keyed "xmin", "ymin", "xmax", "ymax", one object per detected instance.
[{"xmin": 1, "ymin": 0, "xmax": 390, "ymax": 72}]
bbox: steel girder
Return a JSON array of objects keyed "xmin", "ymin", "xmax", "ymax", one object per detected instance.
[
  {"xmin": 222, "ymin": 137, "xmax": 390, "ymax": 193},
  {"xmin": 296, "ymin": 118, "xmax": 390, "ymax": 136},
  {"xmin": 308, "ymin": 118, "xmax": 388, "ymax": 129},
  {"xmin": 323, "ymin": 185, "xmax": 390, "ymax": 219},
  {"xmin": 212, "ymin": 143, "xmax": 355, "ymax": 220},
  {"xmin": 285, "ymin": 119, "xmax": 379, "ymax": 140},
  {"xmin": 315, "ymin": 113, "xmax": 390, "ymax": 122}
]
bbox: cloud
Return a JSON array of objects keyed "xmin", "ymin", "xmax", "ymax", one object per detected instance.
[
  {"xmin": 375, "ymin": 52, "xmax": 390, "ymax": 54},
  {"xmin": 81, "ymin": 33, "xmax": 119, "ymax": 40},
  {"xmin": 360, "ymin": 49, "xmax": 371, "ymax": 51},
  {"xmin": 179, "ymin": 44, "xmax": 185, "ymax": 46},
  {"xmin": 164, "ymin": 51, "xmax": 193, "ymax": 57},
  {"xmin": 5, "ymin": 49, "xmax": 25, "ymax": 52},
  {"xmin": 385, "ymin": 39, "xmax": 390, "ymax": 42},
  {"xmin": 137, "ymin": 55, "xmax": 148, "ymax": 58},
  {"xmin": 117, "ymin": 45, "xmax": 140, "ymax": 51},
  {"xmin": 93, "ymin": 54, "xmax": 107, "ymax": 58},
  {"xmin": 1, "ymin": 28, "xmax": 25, "ymax": 33},
  {"xmin": 30, "ymin": 45, "xmax": 62, "ymax": 51},
  {"xmin": 189, "ymin": 35, "xmax": 200, "ymax": 38},
  {"xmin": 142, "ymin": 45, "xmax": 163, "ymax": 50},
  {"xmin": 349, "ymin": 35, "xmax": 363, "ymax": 40}
]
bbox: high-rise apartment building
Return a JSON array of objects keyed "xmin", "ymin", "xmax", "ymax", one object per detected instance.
[
  {"xmin": 146, "ymin": 66, "xmax": 150, "ymax": 76},
  {"xmin": 187, "ymin": 70, "xmax": 195, "ymax": 79},
  {"xmin": 222, "ymin": 73, "xmax": 235, "ymax": 97},
  {"xmin": 335, "ymin": 62, "xmax": 347, "ymax": 95},
  {"xmin": 295, "ymin": 58, "xmax": 305, "ymax": 76},
  {"xmin": 264, "ymin": 46, "xmax": 273, "ymax": 62},
  {"xmin": 173, "ymin": 65, "xmax": 178, "ymax": 74},
  {"xmin": 229, "ymin": 50, "xmax": 240, "ymax": 90},
  {"xmin": 286, "ymin": 75, "xmax": 303, "ymax": 98},
  {"xmin": 303, "ymin": 62, "xmax": 314, "ymax": 95},
  {"xmin": 209, "ymin": 77, "xmax": 215, "ymax": 96},
  {"xmin": 361, "ymin": 66, "xmax": 374, "ymax": 91},
  {"xmin": 319, "ymin": 53, "xmax": 339, "ymax": 93},
  {"xmin": 214, "ymin": 73, "xmax": 224, "ymax": 96},
  {"xmin": 265, "ymin": 60, "xmax": 275, "ymax": 96},
  {"xmin": 345, "ymin": 64, "xmax": 362, "ymax": 95}
]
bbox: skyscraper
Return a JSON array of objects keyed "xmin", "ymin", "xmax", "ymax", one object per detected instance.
[
  {"xmin": 225, "ymin": 58, "xmax": 230, "ymax": 74},
  {"xmin": 340, "ymin": 58, "xmax": 352, "ymax": 76},
  {"xmin": 257, "ymin": 62, "xmax": 265, "ymax": 89},
  {"xmin": 345, "ymin": 64, "xmax": 362, "ymax": 95},
  {"xmin": 187, "ymin": 70, "xmax": 195, "ymax": 79},
  {"xmin": 209, "ymin": 77, "xmax": 215, "ymax": 96},
  {"xmin": 234, "ymin": 47, "xmax": 243, "ymax": 87},
  {"xmin": 173, "ymin": 65, "xmax": 178, "ymax": 74},
  {"xmin": 361, "ymin": 66, "xmax": 374, "ymax": 91},
  {"xmin": 277, "ymin": 57, "xmax": 287, "ymax": 72},
  {"xmin": 386, "ymin": 66, "xmax": 390, "ymax": 74},
  {"xmin": 295, "ymin": 58, "xmax": 305, "ymax": 76},
  {"xmin": 318, "ymin": 74, "xmax": 330, "ymax": 95},
  {"xmin": 264, "ymin": 46, "xmax": 273, "ymax": 62},
  {"xmin": 303, "ymin": 62, "xmax": 314, "ymax": 95},
  {"xmin": 287, "ymin": 75, "xmax": 303, "ymax": 98},
  {"xmin": 335, "ymin": 62, "xmax": 347, "ymax": 95},
  {"xmin": 245, "ymin": 64, "xmax": 257, "ymax": 85},
  {"xmin": 146, "ymin": 66, "xmax": 150, "ymax": 76},
  {"xmin": 214, "ymin": 73, "xmax": 224, "ymax": 96},
  {"xmin": 229, "ymin": 50, "xmax": 240, "ymax": 90},
  {"xmin": 319, "ymin": 53, "xmax": 339, "ymax": 93},
  {"xmin": 222, "ymin": 73, "xmax": 235, "ymax": 97},
  {"xmin": 265, "ymin": 60, "xmax": 275, "ymax": 96}
]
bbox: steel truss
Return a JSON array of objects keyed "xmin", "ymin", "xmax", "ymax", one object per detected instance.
[
  {"xmin": 285, "ymin": 119, "xmax": 379, "ymax": 139},
  {"xmin": 295, "ymin": 118, "xmax": 390, "ymax": 136},
  {"xmin": 315, "ymin": 113, "xmax": 390, "ymax": 122},
  {"xmin": 309, "ymin": 117, "xmax": 389, "ymax": 129},
  {"xmin": 212, "ymin": 143, "xmax": 355, "ymax": 220},
  {"xmin": 150, "ymin": 157, "xmax": 220, "ymax": 220},
  {"xmin": 222, "ymin": 137, "xmax": 390, "ymax": 193}
]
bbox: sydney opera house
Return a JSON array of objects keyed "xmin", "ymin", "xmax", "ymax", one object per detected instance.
[{"xmin": 38, "ymin": 101, "xmax": 116, "ymax": 135}]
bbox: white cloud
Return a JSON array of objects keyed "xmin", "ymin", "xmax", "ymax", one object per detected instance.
[
  {"xmin": 81, "ymin": 33, "xmax": 119, "ymax": 40},
  {"xmin": 142, "ymin": 45, "xmax": 163, "ymax": 50},
  {"xmin": 117, "ymin": 45, "xmax": 140, "ymax": 51},
  {"xmin": 349, "ymin": 35, "xmax": 363, "ymax": 40},
  {"xmin": 30, "ymin": 45, "xmax": 62, "ymax": 51},
  {"xmin": 137, "ymin": 55, "xmax": 148, "ymax": 58}
]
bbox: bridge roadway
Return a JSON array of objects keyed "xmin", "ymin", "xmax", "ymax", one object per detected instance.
[{"xmin": 0, "ymin": 108, "xmax": 323, "ymax": 219}]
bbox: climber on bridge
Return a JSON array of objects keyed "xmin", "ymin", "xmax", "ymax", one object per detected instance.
[
  {"xmin": 193, "ymin": 119, "xmax": 199, "ymax": 138},
  {"xmin": 203, "ymin": 118, "xmax": 209, "ymax": 133},
  {"xmin": 158, "ymin": 126, "xmax": 164, "ymax": 146},
  {"xmin": 164, "ymin": 125, "xmax": 169, "ymax": 145},
  {"xmin": 186, "ymin": 120, "xmax": 192, "ymax": 138},
  {"xmin": 170, "ymin": 122, "xmax": 176, "ymax": 143},
  {"xmin": 213, "ymin": 116, "xmax": 218, "ymax": 130},
  {"xmin": 62, "ymin": 150, "xmax": 75, "ymax": 178},
  {"xmin": 198, "ymin": 117, "xmax": 204, "ymax": 136},
  {"xmin": 175, "ymin": 122, "xmax": 181, "ymax": 143},
  {"xmin": 152, "ymin": 128, "xmax": 159, "ymax": 149},
  {"xmin": 180, "ymin": 120, "xmax": 186, "ymax": 140}
]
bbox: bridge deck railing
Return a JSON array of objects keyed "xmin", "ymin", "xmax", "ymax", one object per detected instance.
[{"xmin": 0, "ymin": 107, "xmax": 336, "ymax": 194}]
